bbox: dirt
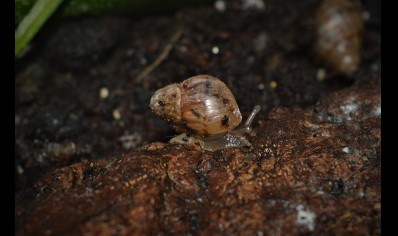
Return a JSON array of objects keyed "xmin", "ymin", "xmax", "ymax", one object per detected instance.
[{"xmin": 15, "ymin": 0, "xmax": 380, "ymax": 234}]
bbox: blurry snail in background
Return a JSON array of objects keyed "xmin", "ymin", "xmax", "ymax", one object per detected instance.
[
  {"xmin": 315, "ymin": 0, "xmax": 364, "ymax": 76},
  {"xmin": 150, "ymin": 75, "xmax": 261, "ymax": 151}
]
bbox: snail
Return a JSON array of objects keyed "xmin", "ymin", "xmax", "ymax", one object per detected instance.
[
  {"xmin": 315, "ymin": 0, "xmax": 364, "ymax": 76},
  {"xmin": 150, "ymin": 75, "xmax": 261, "ymax": 151}
]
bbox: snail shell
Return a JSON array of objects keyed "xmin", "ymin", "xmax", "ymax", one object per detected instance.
[
  {"xmin": 150, "ymin": 75, "xmax": 242, "ymax": 138},
  {"xmin": 315, "ymin": 0, "xmax": 364, "ymax": 76}
]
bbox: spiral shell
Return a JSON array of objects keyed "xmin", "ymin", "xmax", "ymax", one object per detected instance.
[
  {"xmin": 150, "ymin": 75, "xmax": 242, "ymax": 138},
  {"xmin": 315, "ymin": 0, "xmax": 364, "ymax": 76}
]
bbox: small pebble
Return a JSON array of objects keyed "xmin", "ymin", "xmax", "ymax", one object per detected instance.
[
  {"xmin": 100, "ymin": 87, "xmax": 109, "ymax": 99},
  {"xmin": 317, "ymin": 68, "xmax": 327, "ymax": 81},
  {"xmin": 113, "ymin": 109, "xmax": 121, "ymax": 120},
  {"xmin": 214, "ymin": 0, "xmax": 226, "ymax": 12},
  {"xmin": 17, "ymin": 165, "xmax": 24, "ymax": 175},
  {"xmin": 212, "ymin": 46, "xmax": 220, "ymax": 55}
]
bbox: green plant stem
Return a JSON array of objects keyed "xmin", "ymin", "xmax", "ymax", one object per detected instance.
[{"xmin": 15, "ymin": 0, "xmax": 64, "ymax": 57}]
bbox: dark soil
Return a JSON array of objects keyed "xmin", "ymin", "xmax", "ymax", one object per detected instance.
[{"xmin": 15, "ymin": 0, "xmax": 380, "ymax": 234}]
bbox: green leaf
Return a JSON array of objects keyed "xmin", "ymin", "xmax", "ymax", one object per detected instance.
[{"xmin": 15, "ymin": 0, "xmax": 64, "ymax": 57}]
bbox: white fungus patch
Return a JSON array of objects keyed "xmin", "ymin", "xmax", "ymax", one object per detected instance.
[
  {"xmin": 340, "ymin": 98, "xmax": 359, "ymax": 119},
  {"xmin": 119, "ymin": 132, "xmax": 142, "ymax": 149},
  {"xmin": 296, "ymin": 205, "xmax": 316, "ymax": 231},
  {"xmin": 341, "ymin": 103, "xmax": 357, "ymax": 115},
  {"xmin": 342, "ymin": 147, "xmax": 350, "ymax": 153},
  {"xmin": 374, "ymin": 105, "xmax": 381, "ymax": 116}
]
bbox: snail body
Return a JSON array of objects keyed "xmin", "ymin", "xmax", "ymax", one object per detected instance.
[
  {"xmin": 315, "ymin": 0, "xmax": 363, "ymax": 76},
  {"xmin": 150, "ymin": 75, "xmax": 260, "ymax": 151}
]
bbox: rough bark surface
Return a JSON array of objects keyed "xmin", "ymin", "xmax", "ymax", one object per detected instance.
[{"xmin": 15, "ymin": 77, "xmax": 380, "ymax": 235}]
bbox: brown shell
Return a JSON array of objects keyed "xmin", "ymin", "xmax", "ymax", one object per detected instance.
[
  {"xmin": 150, "ymin": 75, "xmax": 242, "ymax": 137},
  {"xmin": 315, "ymin": 0, "xmax": 363, "ymax": 76}
]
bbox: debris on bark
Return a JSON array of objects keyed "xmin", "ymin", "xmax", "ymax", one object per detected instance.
[{"xmin": 15, "ymin": 76, "xmax": 380, "ymax": 235}]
